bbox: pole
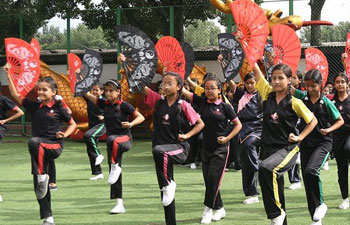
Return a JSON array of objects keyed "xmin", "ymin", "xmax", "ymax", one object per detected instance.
[{"xmin": 116, "ymin": 8, "xmax": 121, "ymax": 80}]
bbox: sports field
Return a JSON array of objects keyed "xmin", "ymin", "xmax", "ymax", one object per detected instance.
[{"xmin": 0, "ymin": 137, "xmax": 348, "ymax": 225}]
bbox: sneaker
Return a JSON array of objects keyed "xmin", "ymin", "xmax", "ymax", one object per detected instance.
[
  {"xmin": 201, "ymin": 206, "xmax": 213, "ymax": 224},
  {"xmin": 108, "ymin": 164, "xmax": 122, "ymax": 184},
  {"xmin": 109, "ymin": 203, "xmax": 126, "ymax": 214},
  {"xmin": 90, "ymin": 173, "xmax": 104, "ymax": 181},
  {"xmin": 49, "ymin": 183, "xmax": 58, "ymax": 191},
  {"xmin": 36, "ymin": 174, "xmax": 49, "ymax": 199},
  {"xmin": 190, "ymin": 163, "xmax": 197, "ymax": 169},
  {"xmin": 212, "ymin": 207, "xmax": 226, "ymax": 221},
  {"xmin": 95, "ymin": 154, "xmax": 104, "ymax": 166},
  {"xmin": 161, "ymin": 180, "xmax": 176, "ymax": 206},
  {"xmin": 0, "ymin": 194, "xmax": 2, "ymax": 202},
  {"xmin": 322, "ymin": 161, "xmax": 329, "ymax": 171},
  {"xmin": 243, "ymin": 196, "xmax": 259, "ymax": 205},
  {"xmin": 310, "ymin": 220, "xmax": 322, "ymax": 225},
  {"xmin": 270, "ymin": 210, "xmax": 285, "ymax": 225},
  {"xmin": 313, "ymin": 203, "xmax": 327, "ymax": 221},
  {"xmin": 339, "ymin": 198, "xmax": 349, "ymax": 210},
  {"xmin": 288, "ymin": 182, "xmax": 302, "ymax": 190},
  {"xmin": 42, "ymin": 221, "xmax": 55, "ymax": 225}
]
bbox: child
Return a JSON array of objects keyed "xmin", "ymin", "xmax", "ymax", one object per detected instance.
[
  {"xmin": 0, "ymin": 80, "xmax": 24, "ymax": 202},
  {"xmin": 292, "ymin": 69, "xmax": 344, "ymax": 225},
  {"xmin": 143, "ymin": 71, "xmax": 204, "ymax": 225},
  {"xmin": 5, "ymin": 64, "xmax": 76, "ymax": 225},
  {"xmin": 228, "ymin": 73, "xmax": 263, "ymax": 205},
  {"xmin": 331, "ymin": 73, "xmax": 350, "ymax": 210},
  {"xmin": 84, "ymin": 79, "xmax": 145, "ymax": 214},
  {"xmin": 182, "ymin": 77, "xmax": 242, "ymax": 224},
  {"xmin": 83, "ymin": 84, "xmax": 106, "ymax": 180},
  {"xmin": 252, "ymin": 63, "xmax": 317, "ymax": 225}
]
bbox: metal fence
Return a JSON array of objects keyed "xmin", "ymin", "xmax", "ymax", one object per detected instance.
[{"xmin": 0, "ymin": 1, "xmax": 348, "ymax": 135}]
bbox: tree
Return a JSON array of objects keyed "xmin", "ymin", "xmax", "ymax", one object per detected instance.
[
  {"xmin": 184, "ymin": 20, "xmax": 221, "ymax": 48},
  {"xmin": 300, "ymin": 21, "xmax": 350, "ymax": 43},
  {"xmin": 80, "ymin": 0, "xmax": 220, "ymax": 43},
  {"xmin": 309, "ymin": 0, "xmax": 326, "ymax": 46}
]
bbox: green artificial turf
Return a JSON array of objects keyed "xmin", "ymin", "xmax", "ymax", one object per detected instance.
[{"xmin": 0, "ymin": 137, "xmax": 348, "ymax": 225}]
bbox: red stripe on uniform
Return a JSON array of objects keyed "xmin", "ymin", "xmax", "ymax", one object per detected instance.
[
  {"xmin": 38, "ymin": 143, "xmax": 61, "ymax": 174},
  {"xmin": 163, "ymin": 148, "xmax": 183, "ymax": 185},
  {"xmin": 111, "ymin": 135, "xmax": 130, "ymax": 164}
]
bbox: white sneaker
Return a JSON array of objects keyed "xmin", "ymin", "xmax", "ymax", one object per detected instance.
[
  {"xmin": 108, "ymin": 164, "xmax": 122, "ymax": 184},
  {"xmin": 0, "ymin": 194, "xmax": 2, "ymax": 202},
  {"xmin": 339, "ymin": 198, "xmax": 349, "ymax": 210},
  {"xmin": 190, "ymin": 163, "xmax": 197, "ymax": 169},
  {"xmin": 89, "ymin": 173, "xmax": 104, "ymax": 181},
  {"xmin": 161, "ymin": 180, "xmax": 176, "ymax": 206},
  {"xmin": 95, "ymin": 154, "xmax": 104, "ymax": 165},
  {"xmin": 201, "ymin": 206, "xmax": 213, "ymax": 224},
  {"xmin": 288, "ymin": 182, "xmax": 302, "ymax": 190},
  {"xmin": 243, "ymin": 195, "xmax": 259, "ymax": 205},
  {"xmin": 109, "ymin": 203, "xmax": 126, "ymax": 214},
  {"xmin": 313, "ymin": 203, "xmax": 327, "ymax": 221},
  {"xmin": 322, "ymin": 161, "xmax": 329, "ymax": 171},
  {"xmin": 310, "ymin": 220, "xmax": 322, "ymax": 225},
  {"xmin": 270, "ymin": 210, "xmax": 285, "ymax": 225},
  {"xmin": 212, "ymin": 207, "xmax": 226, "ymax": 221}
]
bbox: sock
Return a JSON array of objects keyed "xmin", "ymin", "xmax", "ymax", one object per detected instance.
[
  {"xmin": 37, "ymin": 174, "xmax": 46, "ymax": 183},
  {"xmin": 45, "ymin": 216, "xmax": 54, "ymax": 223},
  {"xmin": 117, "ymin": 198, "xmax": 123, "ymax": 205}
]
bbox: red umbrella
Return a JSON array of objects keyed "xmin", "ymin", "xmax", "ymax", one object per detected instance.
[
  {"xmin": 5, "ymin": 38, "xmax": 40, "ymax": 98},
  {"xmin": 229, "ymin": 0, "xmax": 269, "ymax": 68},
  {"xmin": 67, "ymin": 53, "xmax": 82, "ymax": 95},
  {"xmin": 305, "ymin": 48, "xmax": 328, "ymax": 88},
  {"xmin": 345, "ymin": 33, "xmax": 350, "ymax": 77},
  {"xmin": 271, "ymin": 24, "xmax": 301, "ymax": 74},
  {"xmin": 156, "ymin": 36, "xmax": 186, "ymax": 80},
  {"xmin": 30, "ymin": 38, "xmax": 40, "ymax": 60}
]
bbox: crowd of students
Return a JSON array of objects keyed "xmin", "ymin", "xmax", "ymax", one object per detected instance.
[{"xmin": 0, "ymin": 50, "xmax": 349, "ymax": 225}]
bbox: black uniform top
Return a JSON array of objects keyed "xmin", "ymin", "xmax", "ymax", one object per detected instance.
[
  {"xmin": 23, "ymin": 99, "xmax": 72, "ymax": 142},
  {"xmin": 0, "ymin": 95, "xmax": 17, "ymax": 129},
  {"xmin": 232, "ymin": 88, "xmax": 263, "ymax": 140},
  {"xmin": 329, "ymin": 94, "xmax": 350, "ymax": 137},
  {"xmin": 144, "ymin": 89, "xmax": 199, "ymax": 146},
  {"xmin": 256, "ymin": 77, "xmax": 314, "ymax": 150},
  {"xmin": 294, "ymin": 89, "xmax": 340, "ymax": 147},
  {"xmin": 84, "ymin": 96, "xmax": 104, "ymax": 129},
  {"xmin": 97, "ymin": 98, "xmax": 135, "ymax": 136},
  {"xmin": 192, "ymin": 93, "xmax": 238, "ymax": 149}
]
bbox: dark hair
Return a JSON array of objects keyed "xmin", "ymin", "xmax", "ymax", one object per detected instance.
[
  {"xmin": 244, "ymin": 72, "xmax": 255, "ymax": 82},
  {"xmin": 272, "ymin": 64, "xmax": 293, "ymax": 78},
  {"xmin": 304, "ymin": 69, "xmax": 323, "ymax": 86},
  {"xmin": 39, "ymin": 77, "xmax": 58, "ymax": 94},
  {"xmin": 95, "ymin": 83, "xmax": 104, "ymax": 90},
  {"xmin": 334, "ymin": 72, "xmax": 349, "ymax": 84},
  {"xmin": 105, "ymin": 79, "xmax": 122, "ymax": 100},
  {"xmin": 163, "ymin": 71, "xmax": 184, "ymax": 98},
  {"xmin": 203, "ymin": 72, "xmax": 215, "ymax": 81},
  {"xmin": 203, "ymin": 77, "xmax": 222, "ymax": 90},
  {"xmin": 295, "ymin": 70, "xmax": 303, "ymax": 80}
]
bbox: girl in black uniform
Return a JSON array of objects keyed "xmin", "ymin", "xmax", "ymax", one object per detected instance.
[
  {"xmin": 182, "ymin": 77, "xmax": 242, "ymax": 224},
  {"xmin": 143, "ymin": 72, "xmax": 204, "ymax": 225},
  {"xmin": 85, "ymin": 79, "xmax": 145, "ymax": 214},
  {"xmin": 252, "ymin": 63, "xmax": 317, "ymax": 225},
  {"xmin": 329, "ymin": 73, "xmax": 350, "ymax": 210},
  {"xmin": 5, "ymin": 65, "xmax": 76, "ymax": 225},
  {"xmin": 292, "ymin": 70, "xmax": 344, "ymax": 225},
  {"xmin": 83, "ymin": 84, "xmax": 106, "ymax": 181},
  {"xmin": 228, "ymin": 73, "xmax": 263, "ymax": 205}
]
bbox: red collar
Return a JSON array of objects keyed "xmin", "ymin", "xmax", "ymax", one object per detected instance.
[
  {"xmin": 39, "ymin": 100, "xmax": 56, "ymax": 108},
  {"xmin": 106, "ymin": 100, "xmax": 123, "ymax": 105},
  {"xmin": 207, "ymin": 99, "xmax": 222, "ymax": 105}
]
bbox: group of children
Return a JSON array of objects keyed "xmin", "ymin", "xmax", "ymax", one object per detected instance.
[{"xmin": 0, "ymin": 48, "xmax": 350, "ymax": 225}]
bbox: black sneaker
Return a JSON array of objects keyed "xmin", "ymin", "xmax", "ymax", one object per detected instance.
[{"xmin": 36, "ymin": 174, "xmax": 49, "ymax": 199}]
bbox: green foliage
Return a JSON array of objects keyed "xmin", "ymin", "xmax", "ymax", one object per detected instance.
[
  {"xmin": 184, "ymin": 20, "xmax": 221, "ymax": 48},
  {"xmin": 300, "ymin": 21, "xmax": 350, "ymax": 43},
  {"xmin": 35, "ymin": 24, "xmax": 115, "ymax": 50}
]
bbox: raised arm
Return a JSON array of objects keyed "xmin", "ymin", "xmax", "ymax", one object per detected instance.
[
  {"xmin": 227, "ymin": 80, "xmax": 237, "ymax": 94},
  {"xmin": 186, "ymin": 77, "xmax": 200, "ymax": 91},
  {"xmin": 252, "ymin": 63, "xmax": 263, "ymax": 82},
  {"xmin": 3, "ymin": 64, "xmax": 23, "ymax": 105},
  {"xmin": 84, "ymin": 92, "xmax": 98, "ymax": 105},
  {"xmin": 181, "ymin": 87, "xmax": 193, "ymax": 102}
]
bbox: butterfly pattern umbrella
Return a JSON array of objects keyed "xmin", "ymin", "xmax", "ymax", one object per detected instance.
[
  {"xmin": 305, "ymin": 48, "xmax": 329, "ymax": 88},
  {"xmin": 230, "ymin": 0, "xmax": 269, "ymax": 68},
  {"xmin": 5, "ymin": 38, "xmax": 40, "ymax": 98},
  {"xmin": 74, "ymin": 49, "xmax": 103, "ymax": 97},
  {"xmin": 67, "ymin": 53, "xmax": 82, "ymax": 96},
  {"xmin": 156, "ymin": 36, "xmax": 186, "ymax": 80},
  {"xmin": 115, "ymin": 25, "xmax": 158, "ymax": 93},
  {"xmin": 218, "ymin": 33, "xmax": 245, "ymax": 81}
]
